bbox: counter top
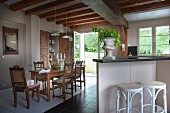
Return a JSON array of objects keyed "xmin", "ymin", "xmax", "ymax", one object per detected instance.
[{"xmin": 93, "ymin": 56, "xmax": 170, "ymax": 63}]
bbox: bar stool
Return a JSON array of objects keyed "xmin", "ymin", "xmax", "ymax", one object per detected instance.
[
  {"xmin": 141, "ymin": 81, "xmax": 167, "ymax": 113},
  {"xmin": 116, "ymin": 83, "xmax": 143, "ymax": 113}
]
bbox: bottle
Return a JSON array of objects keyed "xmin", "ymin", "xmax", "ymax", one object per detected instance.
[{"xmin": 128, "ymin": 52, "xmax": 132, "ymax": 56}]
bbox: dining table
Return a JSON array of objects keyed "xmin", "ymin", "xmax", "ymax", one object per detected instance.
[
  {"xmin": 29, "ymin": 65, "xmax": 86, "ymax": 102},
  {"xmin": 30, "ymin": 68, "xmax": 64, "ymax": 102}
]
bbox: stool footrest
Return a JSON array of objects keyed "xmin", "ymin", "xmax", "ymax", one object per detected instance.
[
  {"xmin": 143, "ymin": 104, "xmax": 165, "ymax": 113},
  {"xmin": 118, "ymin": 107, "xmax": 140, "ymax": 113}
]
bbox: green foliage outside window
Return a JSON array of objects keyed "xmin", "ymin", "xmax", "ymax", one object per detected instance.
[
  {"xmin": 84, "ymin": 33, "xmax": 104, "ymax": 53},
  {"xmin": 139, "ymin": 26, "xmax": 170, "ymax": 55}
]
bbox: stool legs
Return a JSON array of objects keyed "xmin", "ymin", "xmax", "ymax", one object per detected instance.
[
  {"xmin": 140, "ymin": 90, "xmax": 143, "ymax": 113},
  {"xmin": 142, "ymin": 81, "xmax": 167, "ymax": 113},
  {"xmin": 116, "ymin": 89, "xmax": 143, "ymax": 113},
  {"xmin": 163, "ymin": 89, "xmax": 167, "ymax": 113},
  {"xmin": 126, "ymin": 92, "xmax": 130, "ymax": 113},
  {"xmin": 151, "ymin": 88, "xmax": 155, "ymax": 113},
  {"xmin": 116, "ymin": 90, "xmax": 120, "ymax": 113}
]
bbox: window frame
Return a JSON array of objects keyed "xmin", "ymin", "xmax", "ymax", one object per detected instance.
[{"xmin": 138, "ymin": 25, "xmax": 170, "ymax": 56}]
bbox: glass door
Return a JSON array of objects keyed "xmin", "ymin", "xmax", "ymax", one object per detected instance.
[{"xmin": 74, "ymin": 31, "xmax": 81, "ymax": 61}]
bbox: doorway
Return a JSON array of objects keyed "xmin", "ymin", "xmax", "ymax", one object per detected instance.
[{"xmin": 74, "ymin": 31, "xmax": 103, "ymax": 75}]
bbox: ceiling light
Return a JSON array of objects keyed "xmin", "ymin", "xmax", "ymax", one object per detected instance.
[
  {"xmin": 51, "ymin": 7, "xmax": 60, "ymax": 36},
  {"xmin": 63, "ymin": 12, "xmax": 70, "ymax": 39}
]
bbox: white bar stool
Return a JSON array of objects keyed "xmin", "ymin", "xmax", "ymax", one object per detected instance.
[
  {"xmin": 141, "ymin": 81, "xmax": 167, "ymax": 113},
  {"xmin": 116, "ymin": 83, "xmax": 143, "ymax": 113}
]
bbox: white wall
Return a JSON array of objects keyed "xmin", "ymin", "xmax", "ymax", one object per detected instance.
[
  {"xmin": 0, "ymin": 5, "xmax": 65, "ymax": 90},
  {"xmin": 127, "ymin": 17, "xmax": 170, "ymax": 46}
]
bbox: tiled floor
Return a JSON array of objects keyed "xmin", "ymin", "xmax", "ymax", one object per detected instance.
[
  {"xmin": 0, "ymin": 73, "xmax": 96, "ymax": 113},
  {"xmin": 45, "ymin": 85, "xmax": 97, "ymax": 113}
]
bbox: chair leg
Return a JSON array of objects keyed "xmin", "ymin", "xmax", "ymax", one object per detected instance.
[
  {"xmin": 52, "ymin": 85, "xmax": 55, "ymax": 99},
  {"xmin": 71, "ymin": 82, "xmax": 73, "ymax": 97},
  {"xmin": 80, "ymin": 75, "xmax": 82, "ymax": 89},
  {"xmin": 37, "ymin": 88, "xmax": 40, "ymax": 102},
  {"xmin": 32, "ymin": 89, "xmax": 34, "ymax": 97},
  {"xmin": 74, "ymin": 79, "xmax": 77, "ymax": 92},
  {"xmin": 13, "ymin": 91, "xmax": 17, "ymax": 107},
  {"xmin": 25, "ymin": 90, "xmax": 30, "ymax": 109},
  {"xmin": 62, "ymin": 85, "xmax": 65, "ymax": 101}
]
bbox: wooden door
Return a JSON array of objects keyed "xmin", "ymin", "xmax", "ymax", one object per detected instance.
[
  {"xmin": 40, "ymin": 31, "xmax": 50, "ymax": 67},
  {"xmin": 58, "ymin": 33, "xmax": 74, "ymax": 63}
]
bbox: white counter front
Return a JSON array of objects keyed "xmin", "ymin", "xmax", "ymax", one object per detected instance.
[{"xmin": 94, "ymin": 59, "xmax": 170, "ymax": 113}]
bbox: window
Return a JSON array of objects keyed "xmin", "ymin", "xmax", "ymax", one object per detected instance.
[
  {"xmin": 156, "ymin": 26, "xmax": 170, "ymax": 54},
  {"xmin": 139, "ymin": 25, "xmax": 170, "ymax": 55},
  {"xmin": 139, "ymin": 27, "xmax": 152, "ymax": 55}
]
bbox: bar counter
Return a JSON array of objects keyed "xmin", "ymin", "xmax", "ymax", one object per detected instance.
[{"xmin": 93, "ymin": 56, "xmax": 170, "ymax": 113}]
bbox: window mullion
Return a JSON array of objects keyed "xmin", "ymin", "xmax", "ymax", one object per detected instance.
[{"xmin": 152, "ymin": 27, "xmax": 156, "ymax": 55}]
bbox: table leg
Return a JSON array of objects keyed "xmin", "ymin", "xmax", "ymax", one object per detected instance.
[
  {"xmin": 83, "ymin": 67, "xmax": 85, "ymax": 86},
  {"xmin": 47, "ymin": 75, "xmax": 50, "ymax": 102}
]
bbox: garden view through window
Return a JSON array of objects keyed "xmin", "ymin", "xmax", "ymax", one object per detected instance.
[
  {"xmin": 74, "ymin": 32, "xmax": 103, "ymax": 73},
  {"xmin": 139, "ymin": 25, "xmax": 170, "ymax": 55}
]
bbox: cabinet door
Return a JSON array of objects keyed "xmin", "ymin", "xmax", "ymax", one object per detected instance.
[{"xmin": 40, "ymin": 31, "xmax": 49, "ymax": 67}]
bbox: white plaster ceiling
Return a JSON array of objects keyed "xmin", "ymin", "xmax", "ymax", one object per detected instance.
[{"xmin": 124, "ymin": 7, "xmax": 170, "ymax": 22}]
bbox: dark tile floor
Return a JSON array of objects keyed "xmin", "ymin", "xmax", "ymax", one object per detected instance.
[{"xmin": 44, "ymin": 85, "xmax": 97, "ymax": 113}]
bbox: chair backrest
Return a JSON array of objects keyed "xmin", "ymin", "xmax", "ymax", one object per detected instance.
[
  {"xmin": 9, "ymin": 65, "xmax": 27, "ymax": 90},
  {"xmin": 33, "ymin": 61, "xmax": 44, "ymax": 70},
  {"xmin": 75, "ymin": 61, "xmax": 83, "ymax": 74},
  {"xmin": 64, "ymin": 62, "xmax": 74, "ymax": 77}
]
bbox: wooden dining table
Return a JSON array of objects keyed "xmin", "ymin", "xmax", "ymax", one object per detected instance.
[
  {"xmin": 29, "ymin": 69, "xmax": 64, "ymax": 102},
  {"xmin": 29, "ymin": 65, "xmax": 86, "ymax": 102}
]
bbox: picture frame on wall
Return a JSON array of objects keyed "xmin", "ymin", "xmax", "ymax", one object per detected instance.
[{"xmin": 3, "ymin": 26, "xmax": 18, "ymax": 54}]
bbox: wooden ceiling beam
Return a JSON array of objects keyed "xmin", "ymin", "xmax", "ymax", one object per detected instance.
[
  {"xmin": 47, "ymin": 9, "xmax": 95, "ymax": 22},
  {"xmin": 118, "ymin": 0, "xmax": 164, "ymax": 9},
  {"xmin": 39, "ymin": 3, "xmax": 88, "ymax": 19},
  {"xmin": 121, "ymin": 0, "xmax": 170, "ymax": 13},
  {"xmin": 25, "ymin": 0, "xmax": 77, "ymax": 15},
  {"xmin": 78, "ymin": 0, "xmax": 128, "ymax": 27},
  {"xmin": 70, "ymin": 21, "xmax": 109, "ymax": 28},
  {"xmin": 0, "ymin": 0, "xmax": 8, "ymax": 4},
  {"xmin": 9, "ymin": 0, "xmax": 47, "ymax": 11},
  {"xmin": 56, "ymin": 14, "xmax": 100, "ymax": 24},
  {"xmin": 64, "ymin": 18, "xmax": 105, "ymax": 26}
]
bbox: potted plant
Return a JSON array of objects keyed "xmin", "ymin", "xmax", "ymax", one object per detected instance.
[{"xmin": 92, "ymin": 27, "xmax": 121, "ymax": 59}]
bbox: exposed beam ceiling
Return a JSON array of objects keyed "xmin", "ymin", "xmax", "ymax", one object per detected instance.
[
  {"xmin": 71, "ymin": 21, "xmax": 109, "ymax": 28},
  {"xmin": 39, "ymin": 3, "xmax": 88, "ymax": 19},
  {"xmin": 78, "ymin": 0, "xmax": 128, "ymax": 27},
  {"xmin": 0, "ymin": 0, "xmax": 8, "ymax": 4},
  {"xmin": 120, "ymin": 0, "xmax": 170, "ymax": 13},
  {"xmin": 9, "ymin": 0, "xmax": 47, "ymax": 11},
  {"xmin": 47, "ymin": 9, "xmax": 95, "ymax": 22},
  {"xmin": 2, "ymin": 0, "xmax": 170, "ymax": 28},
  {"xmin": 25, "ymin": 0, "xmax": 77, "ymax": 15},
  {"xmin": 65, "ymin": 18, "xmax": 106, "ymax": 26},
  {"xmin": 56, "ymin": 14, "xmax": 100, "ymax": 24}
]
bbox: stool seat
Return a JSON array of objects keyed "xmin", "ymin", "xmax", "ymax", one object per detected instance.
[
  {"xmin": 118, "ymin": 83, "xmax": 143, "ymax": 92},
  {"xmin": 116, "ymin": 83, "xmax": 143, "ymax": 113},
  {"xmin": 141, "ymin": 81, "xmax": 166, "ymax": 89}
]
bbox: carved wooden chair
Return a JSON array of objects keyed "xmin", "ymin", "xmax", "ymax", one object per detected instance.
[
  {"xmin": 9, "ymin": 65, "xmax": 40, "ymax": 109},
  {"xmin": 52, "ymin": 62, "xmax": 74, "ymax": 101},
  {"xmin": 74, "ymin": 61, "xmax": 83, "ymax": 91}
]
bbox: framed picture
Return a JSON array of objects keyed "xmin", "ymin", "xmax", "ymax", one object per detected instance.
[{"xmin": 3, "ymin": 26, "xmax": 18, "ymax": 54}]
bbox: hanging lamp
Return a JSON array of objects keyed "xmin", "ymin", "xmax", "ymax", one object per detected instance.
[
  {"xmin": 63, "ymin": 11, "xmax": 70, "ymax": 38},
  {"xmin": 51, "ymin": 7, "xmax": 59, "ymax": 36}
]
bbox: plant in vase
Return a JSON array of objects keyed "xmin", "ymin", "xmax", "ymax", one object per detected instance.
[{"xmin": 92, "ymin": 27, "xmax": 121, "ymax": 60}]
